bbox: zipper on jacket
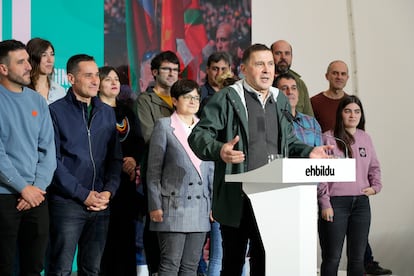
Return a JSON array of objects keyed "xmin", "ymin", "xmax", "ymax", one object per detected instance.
[{"xmin": 82, "ymin": 106, "xmax": 97, "ymax": 191}]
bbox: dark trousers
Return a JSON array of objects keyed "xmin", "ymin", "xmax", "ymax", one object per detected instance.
[
  {"xmin": 100, "ymin": 211, "xmax": 137, "ymax": 276},
  {"xmin": 319, "ymin": 195, "xmax": 371, "ymax": 276},
  {"xmin": 100, "ymin": 178, "xmax": 139, "ymax": 276},
  {"xmin": 364, "ymin": 241, "xmax": 374, "ymax": 265},
  {"xmin": 0, "ymin": 194, "xmax": 49, "ymax": 276},
  {"xmin": 47, "ymin": 200, "xmax": 109, "ymax": 276},
  {"xmin": 143, "ymin": 215, "xmax": 160, "ymax": 274},
  {"xmin": 220, "ymin": 196, "xmax": 265, "ymax": 276}
]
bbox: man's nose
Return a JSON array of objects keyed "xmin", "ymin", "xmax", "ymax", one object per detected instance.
[
  {"xmin": 263, "ymin": 63, "xmax": 272, "ymax": 72},
  {"xmin": 25, "ymin": 60, "xmax": 32, "ymax": 71},
  {"xmin": 92, "ymin": 75, "xmax": 100, "ymax": 84}
]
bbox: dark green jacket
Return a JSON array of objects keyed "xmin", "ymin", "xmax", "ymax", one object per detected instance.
[{"xmin": 188, "ymin": 80, "xmax": 313, "ymax": 227}]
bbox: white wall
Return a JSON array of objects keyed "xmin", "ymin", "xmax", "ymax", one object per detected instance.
[{"xmin": 252, "ymin": 0, "xmax": 414, "ymax": 275}]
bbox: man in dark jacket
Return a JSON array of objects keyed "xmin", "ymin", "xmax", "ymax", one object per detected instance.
[
  {"xmin": 48, "ymin": 54, "xmax": 122, "ymax": 275},
  {"xmin": 189, "ymin": 44, "xmax": 331, "ymax": 275}
]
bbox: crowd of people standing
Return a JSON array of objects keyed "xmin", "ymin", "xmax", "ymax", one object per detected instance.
[{"xmin": 0, "ymin": 35, "xmax": 392, "ymax": 276}]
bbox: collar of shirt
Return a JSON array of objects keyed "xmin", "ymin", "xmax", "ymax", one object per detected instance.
[{"xmin": 243, "ymin": 80, "xmax": 271, "ymax": 108}]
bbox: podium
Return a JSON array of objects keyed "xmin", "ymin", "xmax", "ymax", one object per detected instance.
[{"xmin": 225, "ymin": 158, "xmax": 355, "ymax": 275}]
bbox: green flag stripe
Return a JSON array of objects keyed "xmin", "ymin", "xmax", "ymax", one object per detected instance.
[
  {"xmin": 184, "ymin": 9, "xmax": 203, "ymax": 25},
  {"xmin": 2, "ymin": 0, "xmax": 12, "ymax": 39}
]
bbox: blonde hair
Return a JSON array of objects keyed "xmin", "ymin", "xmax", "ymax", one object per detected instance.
[{"xmin": 216, "ymin": 70, "xmax": 236, "ymax": 88}]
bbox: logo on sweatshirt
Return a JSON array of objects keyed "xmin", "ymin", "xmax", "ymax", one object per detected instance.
[
  {"xmin": 359, "ymin": 147, "xmax": 366, "ymax": 157},
  {"xmin": 32, "ymin": 110, "xmax": 38, "ymax": 117},
  {"xmin": 116, "ymin": 117, "xmax": 130, "ymax": 142}
]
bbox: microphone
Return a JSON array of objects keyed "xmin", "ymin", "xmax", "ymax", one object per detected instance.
[
  {"xmin": 280, "ymin": 107, "xmax": 293, "ymax": 158},
  {"xmin": 281, "ymin": 109, "xmax": 296, "ymax": 124},
  {"xmin": 280, "ymin": 109, "xmax": 349, "ymax": 158}
]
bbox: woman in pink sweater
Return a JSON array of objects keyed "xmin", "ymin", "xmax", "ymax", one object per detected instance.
[{"xmin": 318, "ymin": 95, "xmax": 382, "ymax": 276}]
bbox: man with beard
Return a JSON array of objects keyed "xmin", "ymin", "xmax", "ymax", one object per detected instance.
[
  {"xmin": 0, "ymin": 39, "xmax": 56, "ymax": 275},
  {"xmin": 136, "ymin": 50, "xmax": 180, "ymax": 275},
  {"xmin": 271, "ymin": 40, "xmax": 314, "ymax": 116}
]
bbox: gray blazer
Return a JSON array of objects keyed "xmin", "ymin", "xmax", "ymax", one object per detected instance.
[{"xmin": 147, "ymin": 113, "xmax": 214, "ymax": 232}]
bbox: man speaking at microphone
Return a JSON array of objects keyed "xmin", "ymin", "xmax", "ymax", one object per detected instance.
[
  {"xmin": 189, "ymin": 44, "xmax": 332, "ymax": 276},
  {"xmin": 275, "ymin": 73, "xmax": 323, "ymax": 147}
]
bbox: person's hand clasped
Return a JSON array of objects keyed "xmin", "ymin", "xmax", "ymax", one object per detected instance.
[
  {"xmin": 16, "ymin": 197, "xmax": 32, "ymax": 211},
  {"xmin": 20, "ymin": 185, "xmax": 46, "ymax": 208},
  {"xmin": 84, "ymin": 191, "xmax": 110, "ymax": 211},
  {"xmin": 220, "ymin": 135, "xmax": 245, "ymax": 164}
]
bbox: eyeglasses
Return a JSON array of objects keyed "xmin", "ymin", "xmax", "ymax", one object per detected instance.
[
  {"xmin": 181, "ymin": 95, "xmax": 201, "ymax": 102},
  {"xmin": 159, "ymin": 67, "xmax": 179, "ymax": 73}
]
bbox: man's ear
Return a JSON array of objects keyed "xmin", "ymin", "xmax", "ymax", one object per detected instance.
[
  {"xmin": 240, "ymin": 63, "xmax": 246, "ymax": 76},
  {"xmin": 67, "ymin": 73, "xmax": 75, "ymax": 85},
  {"xmin": 172, "ymin": 97, "xmax": 178, "ymax": 107},
  {"xmin": 0, "ymin": 63, "xmax": 8, "ymax": 75}
]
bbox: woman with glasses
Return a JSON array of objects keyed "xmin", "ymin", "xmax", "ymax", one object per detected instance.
[{"xmin": 146, "ymin": 79, "xmax": 214, "ymax": 275}]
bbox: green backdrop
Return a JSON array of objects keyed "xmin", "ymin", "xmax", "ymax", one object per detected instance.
[{"xmin": 2, "ymin": 0, "xmax": 104, "ymax": 89}]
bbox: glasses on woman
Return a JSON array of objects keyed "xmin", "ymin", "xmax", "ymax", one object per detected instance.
[{"xmin": 181, "ymin": 95, "xmax": 201, "ymax": 102}]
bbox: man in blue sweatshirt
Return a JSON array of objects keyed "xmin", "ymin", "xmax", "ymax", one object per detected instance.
[
  {"xmin": 0, "ymin": 39, "xmax": 56, "ymax": 275},
  {"xmin": 47, "ymin": 54, "xmax": 122, "ymax": 275}
]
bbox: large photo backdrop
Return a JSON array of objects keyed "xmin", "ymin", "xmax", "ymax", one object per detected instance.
[
  {"xmin": 105, "ymin": 0, "xmax": 251, "ymax": 93},
  {"xmin": 2, "ymin": 0, "xmax": 251, "ymax": 92}
]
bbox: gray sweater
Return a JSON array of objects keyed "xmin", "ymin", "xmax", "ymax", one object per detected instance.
[{"xmin": 0, "ymin": 85, "xmax": 56, "ymax": 194}]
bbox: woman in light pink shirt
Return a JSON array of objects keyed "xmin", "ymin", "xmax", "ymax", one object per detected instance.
[{"xmin": 318, "ymin": 95, "xmax": 382, "ymax": 276}]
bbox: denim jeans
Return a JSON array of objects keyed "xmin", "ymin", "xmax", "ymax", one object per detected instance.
[
  {"xmin": 319, "ymin": 195, "xmax": 371, "ymax": 276},
  {"xmin": 201, "ymin": 221, "xmax": 246, "ymax": 276},
  {"xmin": 207, "ymin": 221, "xmax": 222, "ymax": 276},
  {"xmin": 47, "ymin": 200, "xmax": 109, "ymax": 276},
  {"xmin": 0, "ymin": 195, "xmax": 49, "ymax": 276},
  {"xmin": 364, "ymin": 241, "xmax": 374, "ymax": 265},
  {"xmin": 198, "ymin": 253, "xmax": 207, "ymax": 274}
]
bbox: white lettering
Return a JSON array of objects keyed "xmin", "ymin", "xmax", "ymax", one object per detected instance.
[{"xmin": 54, "ymin": 68, "xmax": 69, "ymax": 88}]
